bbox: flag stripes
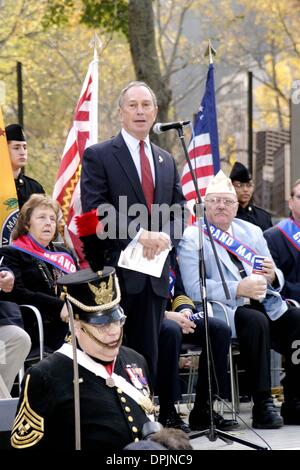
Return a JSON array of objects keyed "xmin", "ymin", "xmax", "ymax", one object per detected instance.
[
  {"xmin": 53, "ymin": 59, "xmax": 98, "ymax": 266},
  {"xmin": 181, "ymin": 63, "xmax": 220, "ymax": 203}
]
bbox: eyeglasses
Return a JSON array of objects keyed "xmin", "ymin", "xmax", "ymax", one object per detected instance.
[
  {"xmin": 205, "ymin": 197, "xmax": 237, "ymax": 207},
  {"xmin": 292, "ymin": 195, "xmax": 300, "ymax": 200},
  {"xmin": 233, "ymin": 182, "xmax": 254, "ymax": 189},
  {"xmin": 95, "ymin": 317, "xmax": 126, "ymax": 333}
]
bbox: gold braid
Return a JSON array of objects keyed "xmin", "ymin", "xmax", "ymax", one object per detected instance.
[{"xmin": 61, "ymin": 275, "xmax": 121, "ymax": 312}]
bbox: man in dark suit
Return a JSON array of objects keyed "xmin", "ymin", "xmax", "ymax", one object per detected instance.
[
  {"xmin": 5, "ymin": 124, "xmax": 44, "ymax": 208},
  {"xmin": 230, "ymin": 162, "xmax": 272, "ymax": 232},
  {"xmin": 80, "ymin": 81, "xmax": 186, "ymax": 383},
  {"xmin": 264, "ymin": 179, "xmax": 300, "ymax": 303}
]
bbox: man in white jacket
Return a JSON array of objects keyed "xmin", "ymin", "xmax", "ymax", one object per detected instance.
[{"xmin": 178, "ymin": 170, "xmax": 300, "ymax": 429}]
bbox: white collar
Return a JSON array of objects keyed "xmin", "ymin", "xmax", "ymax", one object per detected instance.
[{"xmin": 121, "ymin": 128, "xmax": 151, "ymax": 152}]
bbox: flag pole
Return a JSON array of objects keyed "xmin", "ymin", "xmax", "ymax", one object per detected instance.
[
  {"xmin": 89, "ymin": 33, "xmax": 101, "ymax": 145},
  {"xmin": 180, "ymin": 45, "xmax": 267, "ymax": 451},
  {"xmin": 67, "ymin": 36, "xmax": 102, "ymax": 448}
]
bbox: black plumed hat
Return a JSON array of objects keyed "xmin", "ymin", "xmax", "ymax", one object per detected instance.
[
  {"xmin": 229, "ymin": 162, "xmax": 252, "ymax": 183},
  {"xmin": 5, "ymin": 124, "xmax": 26, "ymax": 142},
  {"xmin": 57, "ymin": 267, "xmax": 125, "ymax": 325}
]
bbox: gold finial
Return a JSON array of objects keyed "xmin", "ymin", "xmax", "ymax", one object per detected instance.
[{"xmin": 204, "ymin": 41, "xmax": 216, "ymax": 64}]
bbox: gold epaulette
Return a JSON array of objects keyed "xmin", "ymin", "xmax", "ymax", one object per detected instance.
[
  {"xmin": 11, "ymin": 375, "xmax": 44, "ymax": 449},
  {"xmin": 171, "ymin": 295, "xmax": 195, "ymax": 312}
]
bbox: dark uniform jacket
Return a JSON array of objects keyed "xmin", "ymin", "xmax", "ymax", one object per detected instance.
[
  {"xmin": 236, "ymin": 203, "xmax": 273, "ymax": 232},
  {"xmin": 0, "ymin": 267, "xmax": 24, "ymax": 328},
  {"xmin": 11, "ymin": 346, "xmax": 151, "ymax": 450},
  {"xmin": 0, "ymin": 244, "xmax": 74, "ymax": 350},
  {"xmin": 264, "ymin": 223, "xmax": 300, "ymax": 302},
  {"xmin": 15, "ymin": 174, "xmax": 45, "ymax": 209},
  {"xmin": 168, "ymin": 251, "xmax": 196, "ymax": 314}
]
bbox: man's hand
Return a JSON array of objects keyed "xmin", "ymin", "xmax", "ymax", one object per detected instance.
[
  {"xmin": 0, "ymin": 270, "xmax": 15, "ymax": 292},
  {"xmin": 165, "ymin": 310, "xmax": 196, "ymax": 334},
  {"xmin": 261, "ymin": 258, "xmax": 276, "ymax": 284},
  {"xmin": 138, "ymin": 230, "xmax": 170, "ymax": 260},
  {"xmin": 236, "ymin": 275, "xmax": 267, "ymax": 301}
]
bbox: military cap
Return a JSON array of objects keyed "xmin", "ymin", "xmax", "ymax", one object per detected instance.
[
  {"xmin": 229, "ymin": 162, "xmax": 252, "ymax": 183},
  {"xmin": 57, "ymin": 267, "xmax": 125, "ymax": 325},
  {"xmin": 5, "ymin": 123, "xmax": 26, "ymax": 142},
  {"xmin": 206, "ymin": 170, "xmax": 236, "ymax": 196}
]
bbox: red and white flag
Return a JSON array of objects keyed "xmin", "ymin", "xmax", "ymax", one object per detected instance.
[{"xmin": 53, "ymin": 55, "xmax": 98, "ymax": 267}]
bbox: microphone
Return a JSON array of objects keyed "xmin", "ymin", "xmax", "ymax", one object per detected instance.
[{"xmin": 153, "ymin": 120, "xmax": 191, "ymax": 134}]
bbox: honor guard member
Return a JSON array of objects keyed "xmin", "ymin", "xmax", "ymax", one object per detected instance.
[
  {"xmin": 5, "ymin": 124, "xmax": 45, "ymax": 209},
  {"xmin": 230, "ymin": 162, "xmax": 272, "ymax": 232},
  {"xmin": 11, "ymin": 268, "xmax": 154, "ymax": 450}
]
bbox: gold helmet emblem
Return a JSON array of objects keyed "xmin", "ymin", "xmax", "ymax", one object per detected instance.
[{"xmin": 88, "ymin": 275, "xmax": 114, "ymax": 305}]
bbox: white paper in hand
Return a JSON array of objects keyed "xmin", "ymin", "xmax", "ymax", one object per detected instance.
[{"xmin": 118, "ymin": 240, "xmax": 170, "ymax": 278}]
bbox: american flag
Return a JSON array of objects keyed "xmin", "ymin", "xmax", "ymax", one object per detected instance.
[
  {"xmin": 53, "ymin": 56, "xmax": 98, "ymax": 266},
  {"xmin": 181, "ymin": 63, "xmax": 220, "ymax": 202}
]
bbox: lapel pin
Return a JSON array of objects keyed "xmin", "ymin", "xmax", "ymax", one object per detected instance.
[{"xmin": 158, "ymin": 155, "xmax": 163, "ymax": 163}]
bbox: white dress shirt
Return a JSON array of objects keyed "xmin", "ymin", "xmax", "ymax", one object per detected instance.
[{"xmin": 121, "ymin": 128, "xmax": 156, "ymax": 185}]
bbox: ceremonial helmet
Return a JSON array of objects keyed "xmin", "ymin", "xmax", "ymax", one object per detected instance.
[{"xmin": 57, "ymin": 267, "xmax": 125, "ymax": 325}]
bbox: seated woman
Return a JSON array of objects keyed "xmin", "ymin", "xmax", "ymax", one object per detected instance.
[{"xmin": 0, "ymin": 194, "xmax": 77, "ymax": 352}]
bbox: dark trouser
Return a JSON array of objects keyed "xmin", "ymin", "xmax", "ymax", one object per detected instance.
[
  {"xmin": 156, "ymin": 319, "xmax": 182, "ymax": 407},
  {"xmin": 121, "ymin": 279, "xmax": 167, "ymax": 384},
  {"xmin": 156, "ymin": 316, "xmax": 231, "ymax": 409},
  {"xmin": 234, "ymin": 305, "xmax": 300, "ymax": 400}
]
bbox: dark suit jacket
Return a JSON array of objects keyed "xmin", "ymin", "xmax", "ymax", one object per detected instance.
[
  {"xmin": 0, "ymin": 267, "xmax": 24, "ymax": 328},
  {"xmin": 80, "ymin": 132, "xmax": 186, "ymax": 298},
  {"xmin": 264, "ymin": 223, "xmax": 300, "ymax": 302},
  {"xmin": 236, "ymin": 203, "xmax": 273, "ymax": 232},
  {"xmin": 15, "ymin": 174, "xmax": 45, "ymax": 209}
]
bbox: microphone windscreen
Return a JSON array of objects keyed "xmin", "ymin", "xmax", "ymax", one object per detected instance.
[{"xmin": 152, "ymin": 123, "xmax": 162, "ymax": 135}]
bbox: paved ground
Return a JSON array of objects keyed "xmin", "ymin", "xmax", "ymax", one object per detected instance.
[{"xmin": 180, "ymin": 400, "xmax": 300, "ymax": 450}]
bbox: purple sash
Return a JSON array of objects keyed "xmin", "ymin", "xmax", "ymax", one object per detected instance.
[
  {"xmin": 203, "ymin": 223, "xmax": 258, "ymax": 266},
  {"xmin": 12, "ymin": 234, "xmax": 77, "ymax": 274},
  {"xmin": 276, "ymin": 217, "xmax": 300, "ymax": 252}
]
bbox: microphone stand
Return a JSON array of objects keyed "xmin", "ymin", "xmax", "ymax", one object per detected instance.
[{"xmin": 176, "ymin": 125, "xmax": 268, "ymax": 450}]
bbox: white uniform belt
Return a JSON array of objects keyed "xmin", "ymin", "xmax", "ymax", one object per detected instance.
[{"xmin": 57, "ymin": 343, "xmax": 154, "ymax": 420}]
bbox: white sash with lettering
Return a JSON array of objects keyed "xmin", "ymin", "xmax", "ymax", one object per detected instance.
[{"xmin": 57, "ymin": 343, "xmax": 154, "ymax": 420}]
